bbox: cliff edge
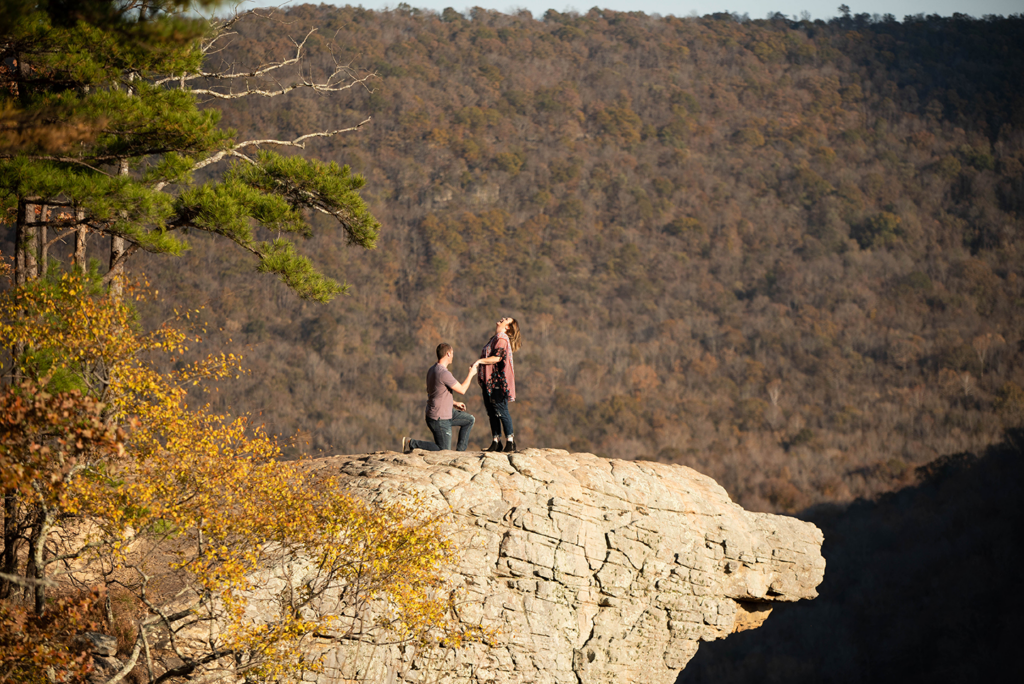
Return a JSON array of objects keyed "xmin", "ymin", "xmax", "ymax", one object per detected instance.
[{"xmin": 301, "ymin": 448, "xmax": 825, "ymax": 684}]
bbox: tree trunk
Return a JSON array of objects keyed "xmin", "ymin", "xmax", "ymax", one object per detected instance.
[
  {"xmin": 109, "ymin": 234, "xmax": 127, "ymax": 299},
  {"xmin": 26, "ymin": 507, "xmax": 53, "ymax": 614},
  {"xmin": 0, "ymin": 495, "xmax": 19, "ymax": 600},
  {"xmin": 15, "ymin": 200, "xmax": 38, "ymax": 286},
  {"xmin": 11, "ymin": 200, "xmax": 37, "ymax": 387},
  {"xmin": 73, "ymin": 209, "xmax": 89, "ymax": 271},
  {"xmin": 108, "ymin": 73, "xmax": 135, "ymax": 300},
  {"xmin": 14, "ymin": 52, "xmax": 38, "ymax": 288},
  {"xmin": 38, "ymin": 206, "xmax": 48, "ymax": 277},
  {"xmin": 109, "ymin": 159, "xmax": 130, "ymax": 299}
]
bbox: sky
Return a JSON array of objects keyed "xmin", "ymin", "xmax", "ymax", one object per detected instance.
[{"xmin": 225, "ymin": 0, "xmax": 1022, "ymax": 21}]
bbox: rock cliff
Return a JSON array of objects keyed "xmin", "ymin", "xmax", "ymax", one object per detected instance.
[{"xmin": 301, "ymin": 448, "xmax": 825, "ymax": 684}]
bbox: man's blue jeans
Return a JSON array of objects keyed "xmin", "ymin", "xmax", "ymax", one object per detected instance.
[{"xmin": 409, "ymin": 409, "xmax": 475, "ymax": 451}]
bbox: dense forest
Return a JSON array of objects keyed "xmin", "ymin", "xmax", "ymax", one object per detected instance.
[{"xmin": 26, "ymin": 5, "xmax": 1021, "ymax": 516}]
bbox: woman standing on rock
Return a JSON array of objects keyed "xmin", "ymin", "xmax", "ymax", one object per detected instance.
[{"xmin": 477, "ymin": 316, "xmax": 522, "ymax": 452}]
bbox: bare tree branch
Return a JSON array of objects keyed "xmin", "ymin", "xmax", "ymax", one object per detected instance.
[
  {"xmin": 231, "ymin": 118, "xmax": 372, "ymax": 151},
  {"xmin": 187, "ymin": 69, "xmax": 374, "ymax": 101},
  {"xmin": 0, "ymin": 571, "xmax": 55, "ymax": 588},
  {"xmin": 103, "ymin": 634, "xmax": 144, "ymax": 684},
  {"xmin": 46, "ymin": 539, "xmax": 106, "ymax": 565},
  {"xmin": 40, "ymin": 228, "xmax": 76, "ymax": 250},
  {"xmin": 158, "ymin": 28, "xmax": 317, "ymax": 86},
  {"xmin": 152, "ymin": 118, "xmax": 370, "ymax": 193},
  {"xmin": 100, "ymin": 243, "xmax": 139, "ymax": 287},
  {"xmin": 158, "ymin": 26, "xmax": 374, "ymax": 102},
  {"xmin": 147, "ymin": 649, "xmax": 232, "ymax": 684}
]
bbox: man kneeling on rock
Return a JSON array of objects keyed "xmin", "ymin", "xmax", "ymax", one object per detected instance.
[{"xmin": 403, "ymin": 343, "xmax": 480, "ymax": 452}]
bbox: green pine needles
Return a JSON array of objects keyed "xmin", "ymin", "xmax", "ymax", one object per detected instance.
[{"xmin": 1, "ymin": 1, "xmax": 379, "ymax": 302}]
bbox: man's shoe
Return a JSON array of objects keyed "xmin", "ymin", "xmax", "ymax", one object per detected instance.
[
  {"xmin": 486, "ymin": 441, "xmax": 503, "ymax": 452},
  {"xmin": 402, "ymin": 436, "xmax": 411, "ymax": 454},
  {"xmin": 503, "ymin": 440, "xmax": 517, "ymax": 453}
]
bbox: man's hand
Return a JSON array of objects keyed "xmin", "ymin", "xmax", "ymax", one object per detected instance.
[
  {"xmin": 454, "ymin": 401, "xmax": 467, "ymax": 411},
  {"xmin": 453, "ymin": 360, "xmax": 481, "ymax": 395}
]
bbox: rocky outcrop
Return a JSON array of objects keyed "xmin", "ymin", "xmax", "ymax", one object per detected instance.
[
  {"xmin": 302, "ymin": 448, "xmax": 825, "ymax": 684},
  {"xmin": 75, "ymin": 632, "xmax": 123, "ymax": 683}
]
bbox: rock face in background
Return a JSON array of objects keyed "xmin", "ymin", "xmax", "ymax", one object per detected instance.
[{"xmin": 303, "ymin": 449, "xmax": 825, "ymax": 684}]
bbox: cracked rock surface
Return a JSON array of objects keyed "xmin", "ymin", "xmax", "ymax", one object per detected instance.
[{"xmin": 303, "ymin": 448, "xmax": 825, "ymax": 684}]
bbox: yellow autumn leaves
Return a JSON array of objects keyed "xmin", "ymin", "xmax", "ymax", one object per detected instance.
[{"xmin": 0, "ymin": 271, "xmax": 473, "ymax": 683}]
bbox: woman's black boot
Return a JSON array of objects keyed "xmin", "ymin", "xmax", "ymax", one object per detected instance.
[{"xmin": 486, "ymin": 440, "xmax": 503, "ymax": 452}]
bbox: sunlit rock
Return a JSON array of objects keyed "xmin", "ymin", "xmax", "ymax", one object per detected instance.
[{"xmin": 300, "ymin": 448, "xmax": 825, "ymax": 684}]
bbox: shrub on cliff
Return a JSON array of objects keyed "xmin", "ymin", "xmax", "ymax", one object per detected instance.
[{"xmin": 0, "ymin": 271, "xmax": 467, "ymax": 683}]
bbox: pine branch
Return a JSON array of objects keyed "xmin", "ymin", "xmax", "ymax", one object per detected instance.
[{"xmin": 0, "ymin": 155, "xmax": 114, "ymax": 176}]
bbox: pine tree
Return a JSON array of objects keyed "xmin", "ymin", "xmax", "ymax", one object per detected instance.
[{"xmin": 1, "ymin": 0, "xmax": 379, "ymax": 301}]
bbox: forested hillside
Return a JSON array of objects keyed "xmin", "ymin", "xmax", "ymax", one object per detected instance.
[{"xmin": 130, "ymin": 6, "xmax": 1024, "ymax": 514}]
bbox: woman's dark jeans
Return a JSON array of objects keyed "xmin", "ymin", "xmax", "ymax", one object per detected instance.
[
  {"xmin": 482, "ymin": 388, "xmax": 514, "ymax": 438},
  {"xmin": 409, "ymin": 409, "xmax": 475, "ymax": 451}
]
